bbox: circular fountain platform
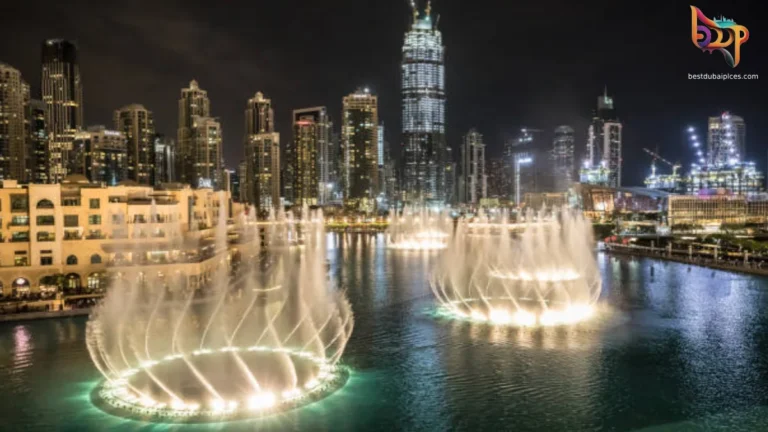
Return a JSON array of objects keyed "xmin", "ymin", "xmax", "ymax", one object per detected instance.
[{"xmin": 91, "ymin": 346, "xmax": 349, "ymax": 423}]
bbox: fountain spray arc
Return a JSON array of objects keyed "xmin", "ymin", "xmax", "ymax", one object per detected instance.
[
  {"xmin": 387, "ymin": 206, "xmax": 452, "ymax": 250},
  {"xmin": 430, "ymin": 207, "xmax": 601, "ymax": 326},
  {"xmin": 86, "ymin": 200, "xmax": 354, "ymax": 422}
]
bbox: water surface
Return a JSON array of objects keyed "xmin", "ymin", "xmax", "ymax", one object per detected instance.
[{"xmin": 2, "ymin": 233, "xmax": 768, "ymax": 431}]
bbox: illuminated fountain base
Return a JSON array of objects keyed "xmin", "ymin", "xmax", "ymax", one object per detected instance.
[
  {"xmin": 91, "ymin": 346, "xmax": 349, "ymax": 423},
  {"xmin": 431, "ymin": 270, "xmax": 600, "ymax": 327},
  {"xmin": 436, "ymin": 298, "xmax": 595, "ymax": 327}
]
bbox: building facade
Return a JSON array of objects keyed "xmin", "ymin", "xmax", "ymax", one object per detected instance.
[
  {"xmin": 41, "ymin": 39, "xmax": 83, "ymax": 183},
  {"xmin": 291, "ymin": 106, "xmax": 330, "ymax": 207},
  {"xmin": 342, "ymin": 89, "xmax": 378, "ymax": 211},
  {"xmin": 582, "ymin": 89, "xmax": 622, "ymax": 188},
  {"xmin": 69, "ymin": 126, "xmax": 128, "ymax": 186},
  {"xmin": 244, "ymin": 92, "xmax": 280, "ymax": 211},
  {"xmin": 460, "ymin": 128, "xmax": 486, "ymax": 205},
  {"xmin": 552, "ymin": 125, "xmax": 575, "ymax": 192},
  {"xmin": 0, "ymin": 178, "xmax": 233, "ymax": 298},
  {"xmin": 707, "ymin": 112, "xmax": 745, "ymax": 168},
  {"xmin": 114, "ymin": 104, "xmax": 155, "ymax": 185},
  {"xmin": 402, "ymin": 5, "xmax": 446, "ymax": 205},
  {"xmin": 0, "ymin": 63, "xmax": 27, "ymax": 181}
]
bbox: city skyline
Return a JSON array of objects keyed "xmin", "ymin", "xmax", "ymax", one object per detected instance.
[{"xmin": 0, "ymin": 0, "xmax": 765, "ymax": 188}]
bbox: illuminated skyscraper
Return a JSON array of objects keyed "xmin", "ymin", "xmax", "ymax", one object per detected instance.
[
  {"xmin": 707, "ymin": 112, "xmax": 745, "ymax": 167},
  {"xmin": 342, "ymin": 88, "xmax": 378, "ymax": 210},
  {"xmin": 41, "ymin": 39, "xmax": 83, "ymax": 183},
  {"xmin": 402, "ymin": 2, "xmax": 446, "ymax": 205},
  {"xmin": 460, "ymin": 128, "xmax": 486, "ymax": 205},
  {"xmin": 582, "ymin": 88, "xmax": 622, "ymax": 187},
  {"xmin": 177, "ymin": 80, "xmax": 219, "ymax": 188},
  {"xmin": 505, "ymin": 128, "xmax": 543, "ymax": 206},
  {"xmin": 69, "ymin": 126, "xmax": 127, "ymax": 186},
  {"xmin": 189, "ymin": 116, "xmax": 222, "ymax": 189},
  {"xmin": 552, "ymin": 125, "xmax": 575, "ymax": 192},
  {"xmin": 244, "ymin": 92, "xmax": 280, "ymax": 210},
  {"xmin": 0, "ymin": 63, "xmax": 27, "ymax": 181},
  {"xmin": 153, "ymin": 133, "xmax": 175, "ymax": 184},
  {"xmin": 114, "ymin": 104, "xmax": 155, "ymax": 185},
  {"xmin": 291, "ymin": 106, "xmax": 330, "ymax": 206},
  {"xmin": 25, "ymin": 98, "xmax": 48, "ymax": 184}
]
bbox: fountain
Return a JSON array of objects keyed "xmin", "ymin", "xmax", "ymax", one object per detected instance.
[
  {"xmin": 387, "ymin": 206, "xmax": 452, "ymax": 250},
  {"xmin": 430, "ymin": 207, "xmax": 601, "ymax": 326},
  {"xmin": 86, "ymin": 201, "xmax": 354, "ymax": 423}
]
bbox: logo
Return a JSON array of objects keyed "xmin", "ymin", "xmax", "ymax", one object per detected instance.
[{"xmin": 690, "ymin": 6, "xmax": 749, "ymax": 67}]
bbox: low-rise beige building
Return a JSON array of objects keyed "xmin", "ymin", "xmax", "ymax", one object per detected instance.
[{"xmin": 0, "ymin": 177, "xmax": 241, "ymax": 298}]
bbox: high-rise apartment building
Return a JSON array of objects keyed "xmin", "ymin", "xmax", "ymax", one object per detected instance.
[
  {"xmin": 460, "ymin": 128, "xmax": 486, "ymax": 205},
  {"xmin": 707, "ymin": 112, "xmax": 745, "ymax": 168},
  {"xmin": 0, "ymin": 63, "xmax": 27, "ymax": 181},
  {"xmin": 69, "ymin": 126, "xmax": 127, "ymax": 185},
  {"xmin": 244, "ymin": 92, "xmax": 280, "ymax": 211},
  {"xmin": 25, "ymin": 98, "xmax": 48, "ymax": 184},
  {"xmin": 505, "ymin": 128, "xmax": 545, "ymax": 206},
  {"xmin": 582, "ymin": 89, "xmax": 622, "ymax": 187},
  {"xmin": 402, "ymin": 4, "xmax": 447, "ymax": 205},
  {"xmin": 153, "ymin": 133, "xmax": 175, "ymax": 184},
  {"xmin": 552, "ymin": 125, "xmax": 575, "ymax": 192},
  {"xmin": 177, "ymin": 80, "xmax": 218, "ymax": 188},
  {"xmin": 291, "ymin": 107, "xmax": 330, "ymax": 206},
  {"xmin": 41, "ymin": 39, "xmax": 83, "ymax": 183},
  {"xmin": 189, "ymin": 116, "xmax": 222, "ymax": 189},
  {"xmin": 342, "ymin": 88, "xmax": 378, "ymax": 210},
  {"xmin": 237, "ymin": 160, "xmax": 247, "ymax": 203},
  {"xmin": 486, "ymin": 157, "xmax": 505, "ymax": 199},
  {"xmin": 114, "ymin": 104, "xmax": 155, "ymax": 185}
]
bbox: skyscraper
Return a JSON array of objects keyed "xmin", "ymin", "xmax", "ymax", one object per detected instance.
[
  {"xmin": 707, "ymin": 112, "xmax": 745, "ymax": 167},
  {"xmin": 377, "ymin": 122, "xmax": 386, "ymax": 195},
  {"xmin": 583, "ymin": 88, "xmax": 622, "ymax": 187},
  {"xmin": 460, "ymin": 128, "xmax": 486, "ymax": 205},
  {"xmin": 177, "ymin": 80, "xmax": 216, "ymax": 187},
  {"xmin": 189, "ymin": 116, "xmax": 222, "ymax": 189},
  {"xmin": 41, "ymin": 39, "xmax": 83, "ymax": 183},
  {"xmin": 244, "ymin": 92, "xmax": 280, "ymax": 210},
  {"xmin": 0, "ymin": 63, "xmax": 27, "ymax": 181},
  {"xmin": 114, "ymin": 104, "xmax": 155, "ymax": 185},
  {"xmin": 153, "ymin": 133, "xmax": 175, "ymax": 184},
  {"xmin": 69, "ymin": 126, "xmax": 127, "ymax": 185},
  {"xmin": 505, "ymin": 128, "xmax": 544, "ymax": 206},
  {"xmin": 342, "ymin": 88, "xmax": 378, "ymax": 211},
  {"xmin": 25, "ymin": 98, "xmax": 48, "ymax": 184},
  {"xmin": 552, "ymin": 125, "xmax": 575, "ymax": 192},
  {"xmin": 291, "ymin": 107, "xmax": 330, "ymax": 206},
  {"xmin": 402, "ymin": 2, "xmax": 446, "ymax": 205}
]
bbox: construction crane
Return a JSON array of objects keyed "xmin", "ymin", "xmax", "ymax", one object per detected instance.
[{"xmin": 643, "ymin": 148, "xmax": 681, "ymax": 176}]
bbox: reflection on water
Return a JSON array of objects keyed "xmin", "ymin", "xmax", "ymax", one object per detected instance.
[{"xmin": 2, "ymin": 238, "xmax": 768, "ymax": 431}]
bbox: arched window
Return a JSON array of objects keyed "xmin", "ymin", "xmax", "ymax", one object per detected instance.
[
  {"xmin": 66, "ymin": 255, "xmax": 78, "ymax": 265},
  {"xmin": 90, "ymin": 254, "xmax": 102, "ymax": 264},
  {"xmin": 36, "ymin": 199, "xmax": 54, "ymax": 209}
]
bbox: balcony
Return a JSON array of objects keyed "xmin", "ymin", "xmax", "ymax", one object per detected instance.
[{"xmin": 64, "ymin": 231, "xmax": 83, "ymax": 241}]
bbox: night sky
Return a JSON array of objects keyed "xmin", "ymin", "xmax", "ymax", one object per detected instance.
[{"xmin": 0, "ymin": 0, "xmax": 765, "ymax": 186}]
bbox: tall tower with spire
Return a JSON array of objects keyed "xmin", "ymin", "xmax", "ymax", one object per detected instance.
[{"xmin": 401, "ymin": 0, "xmax": 447, "ymax": 205}]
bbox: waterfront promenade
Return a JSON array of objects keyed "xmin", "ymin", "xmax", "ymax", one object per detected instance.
[{"xmin": 604, "ymin": 242, "xmax": 768, "ymax": 277}]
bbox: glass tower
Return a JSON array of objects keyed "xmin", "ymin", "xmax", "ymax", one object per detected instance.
[{"xmin": 401, "ymin": 2, "xmax": 446, "ymax": 205}]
